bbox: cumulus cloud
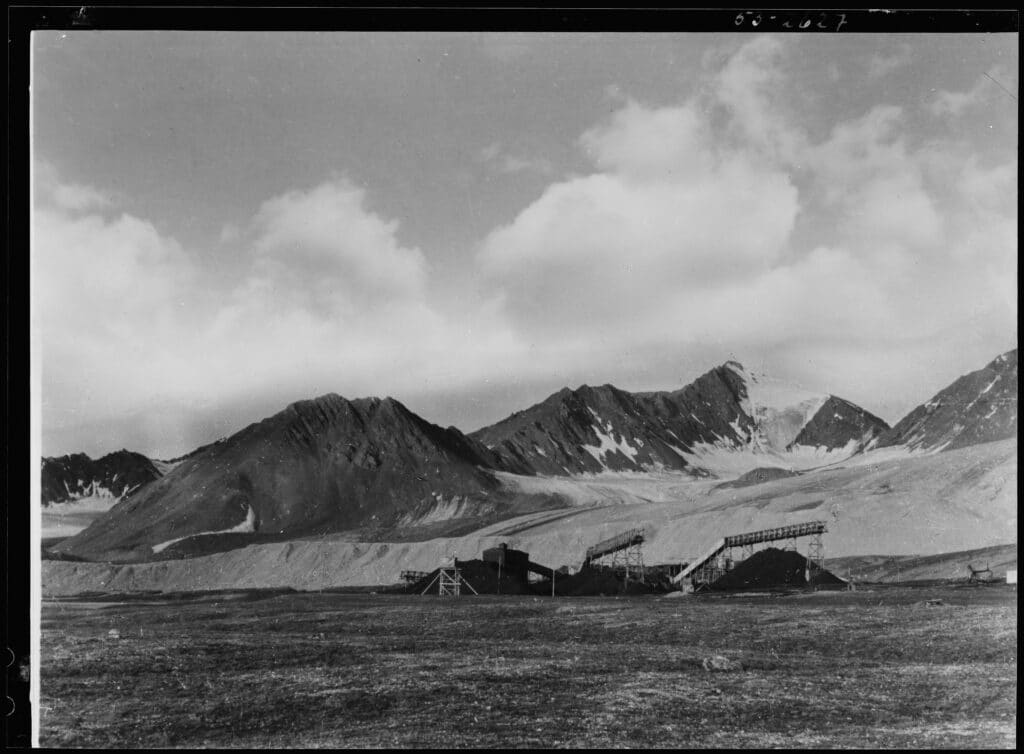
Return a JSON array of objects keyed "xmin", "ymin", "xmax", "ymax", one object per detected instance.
[
  {"xmin": 34, "ymin": 170, "xmax": 521, "ymax": 456},
  {"xmin": 34, "ymin": 35, "xmax": 1016, "ymax": 455},
  {"xmin": 34, "ymin": 181, "xmax": 201, "ymax": 434},
  {"xmin": 475, "ymin": 35, "xmax": 1016, "ymax": 408},
  {"xmin": 251, "ymin": 180, "xmax": 427, "ymax": 297},
  {"xmin": 713, "ymin": 35, "xmax": 805, "ymax": 163},
  {"xmin": 806, "ymin": 106, "xmax": 944, "ymax": 248},
  {"xmin": 578, "ymin": 101, "xmax": 714, "ymax": 180},
  {"xmin": 478, "ymin": 45, "xmax": 811, "ymax": 345},
  {"xmin": 479, "ymin": 124, "xmax": 800, "ymax": 340}
]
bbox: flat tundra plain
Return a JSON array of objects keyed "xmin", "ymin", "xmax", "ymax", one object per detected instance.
[{"xmin": 41, "ymin": 586, "xmax": 1016, "ymax": 748}]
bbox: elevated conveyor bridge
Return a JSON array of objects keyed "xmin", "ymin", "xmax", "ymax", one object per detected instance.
[
  {"xmin": 672, "ymin": 521, "xmax": 827, "ymax": 587},
  {"xmin": 584, "ymin": 528, "xmax": 646, "ymax": 582}
]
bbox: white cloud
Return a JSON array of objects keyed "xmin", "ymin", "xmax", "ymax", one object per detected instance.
[
  {"xmin": 479, "ymin": 102, "xmax": 800, "ymax": 341},
  {"xmin": 34, "ymin": 36, "xmax": 1017, "ymax": 456},
  {"xmin": 34, "ymin": 160, "xmax": 115, "ymax": 212},
  {"xmin": 51, "ymin": 182, "xmax": 114, "ymax": 212},
  {"xmin": 713, "ymin": 35, "xmax": 804, "ymax": 163},
  {"xmin": 33, "ymin": 197, "xmax": 201, "ymax": 427},
  {"xmin": 474, "ymin": 36, "xmax": 1016, "ymax": 400},
  {"xmin": 34, "ymin": 170, "xmax": 524, "ymax": 455},
  {"xmin": 579, "ymin": 100, "xmax": 714, "ymax": 180},
  {"xmin": 479, "ymin": 141, "xmax": 553, "ymax": 176},
  {"xmin": 250, "ymin": 179, "xmax": 428, "ymax": 303},
  {"xmin": 928, "ymin": 66, "xmax": 1018, "ymax": 117}
]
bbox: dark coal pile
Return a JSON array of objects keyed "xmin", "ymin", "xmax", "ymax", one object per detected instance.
[
  {"xmin": 549, "ymin": 566, "xmax": 663, "ymax": 596},
  {"xmin": 709, "ymin": 548, "xmax": 846, "ymax": 591}
]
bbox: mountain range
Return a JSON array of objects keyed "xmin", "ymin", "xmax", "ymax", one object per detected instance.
[
  {"xmin": 470, "ymin": 361, "xmax": 888, "ymax": 477},
  {"xmin": 46, "ymin": 349, "xmax": 1017, "ymax": 563}
]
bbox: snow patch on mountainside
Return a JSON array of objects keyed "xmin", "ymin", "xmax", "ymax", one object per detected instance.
[
  {"xmin": 151, "ymin": 506, "xmax": 257, "ymax": 554},
  {"xmin": 402, "ymin": 495, "xmax": 479, "ymax": 526},
  {"xmin": 151, "ymin": 458, "xmax": 184, "ymax": 476},
  {"xmin": 580, "ymin": 409, "xmax": 641, "ymax": 469},
  {"xmin": 60, "ymin": 480, "xmax": 123, "ymax": 502}
]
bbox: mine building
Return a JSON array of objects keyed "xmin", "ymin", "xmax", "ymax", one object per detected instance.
[{"xmin": 482, "ymin": 542, "xmax": 531, "ymax": 580}]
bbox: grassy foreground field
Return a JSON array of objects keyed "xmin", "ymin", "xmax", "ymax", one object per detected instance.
[{"xmin": 41, "ymin": 586, "xmax": 1016, "ymax": 748}]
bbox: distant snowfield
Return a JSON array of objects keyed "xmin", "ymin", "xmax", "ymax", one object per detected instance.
[
  {"xmin": 673, "ymin": 436, "xmax": 869, "ymax": 477},
  {"xmin": 492, "ymin": 468, "xmax": 714, "ymax": 506},
  {"xmin": 835, "ymin": 443, "xmax": 935, "ymax": 467},
  {"xmin": 727, "ymin": 362, "xmax": 829, "ymax": 448},
  {"xmin": 41, "ymin": 495, "xmax": 121, "ymax": 539},
  {"xmin": 43, "ymin": 438, "xmax": 1017, "ymax": 594}
]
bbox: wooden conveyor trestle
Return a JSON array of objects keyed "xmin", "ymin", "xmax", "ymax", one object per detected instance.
[{"xmin": 672, "ymin": 521, "xmax": 828, "ymax": 586}]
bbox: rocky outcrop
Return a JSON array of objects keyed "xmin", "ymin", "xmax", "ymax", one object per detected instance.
[{"xmin": 789, "ymin": 396, "xmax": 888, "ymax": 451}]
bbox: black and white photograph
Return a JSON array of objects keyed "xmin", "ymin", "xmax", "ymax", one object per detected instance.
[{"xmin": 21, "ymin": 10, "xmax": 1017, "ymax": 749}]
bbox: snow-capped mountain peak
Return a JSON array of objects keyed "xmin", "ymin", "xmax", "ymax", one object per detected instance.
[{"xmin": 724, "ymin": 362, "xmax": 829, "ymax": 450}]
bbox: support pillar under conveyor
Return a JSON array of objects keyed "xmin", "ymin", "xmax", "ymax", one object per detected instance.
[
  {"xmin": 610, "ymin": 540, "xmax": 645, "ymax": 583},
  {"xmin": 805, "ymin": 531, "xmax": 825, "ymax": 580},
  {"xmin": 584, "ymin": 528, "xmax": 647, "ymax": 584}
]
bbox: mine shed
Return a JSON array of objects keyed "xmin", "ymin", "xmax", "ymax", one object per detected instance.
[
  {"xmin": 482, "ymin": 542, "xmax": 532, "ymax": 580},
  {"xmin": 403, "ymin": 543, "xmax": 558, "ymax": 596}
]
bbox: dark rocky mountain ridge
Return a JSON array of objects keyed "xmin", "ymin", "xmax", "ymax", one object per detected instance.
[
  {"xmin": 470, "ymin": 362, "xmax": 889, "ymax": 476},
  {"xmin": 789, "ymin": 396, "xmax": 889, "ymax": 451},
  {"xmin": 878, "ymin": 349, "xmax": 1017, "ymax": 451},
  {"xmin": 52, "ymin": 394, "xmax": 541, "ymax": 562},
  {"xmin": 41, "ymin": 450, "xmax": 162, "ymax": 505}
]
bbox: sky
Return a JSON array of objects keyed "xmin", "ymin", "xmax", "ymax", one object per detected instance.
[{"xmin": 32, "ymin": 31, "xmax": 1018, "ymax": 459}]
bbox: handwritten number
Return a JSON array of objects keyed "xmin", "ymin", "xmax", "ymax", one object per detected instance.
[{"xmin": 733, "ymin": 10, "xmax": 845, "ymax": 31}]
